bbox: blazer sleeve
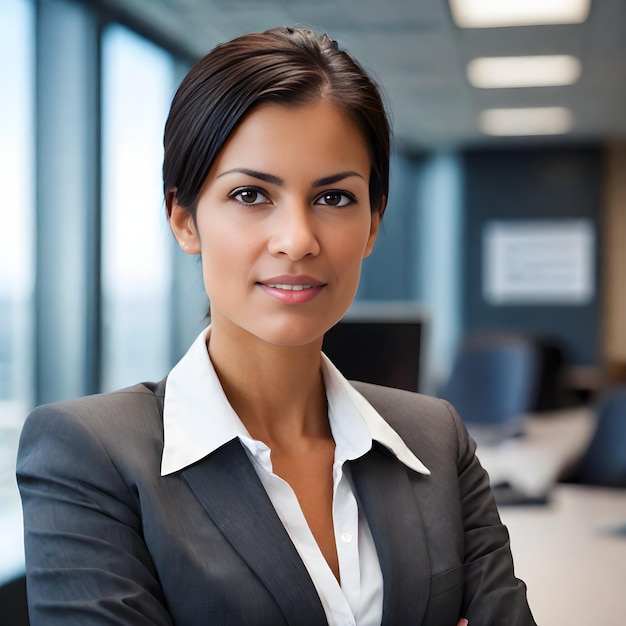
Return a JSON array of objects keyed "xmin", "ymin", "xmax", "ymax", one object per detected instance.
[
  {"xmin": 447, "ymin": 400, "xmax": 536, "ymax": 625},
  {"xmin": 16, "ymin": 402, "xmax": 174, "ymax": 626}
]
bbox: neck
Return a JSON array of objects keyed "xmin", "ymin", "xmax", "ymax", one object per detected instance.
[{"xmin": 207, "ymin": 321, "xmax": 329, "ymax": 446}]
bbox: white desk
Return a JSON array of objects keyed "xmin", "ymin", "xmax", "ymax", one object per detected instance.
[
  {"xmin": 476, "ymin": 406, "xmax": 595, "ymax": 498},
  {"xmin": 500, "ymin": 485, "xmax": 626, "ymax": 626}
]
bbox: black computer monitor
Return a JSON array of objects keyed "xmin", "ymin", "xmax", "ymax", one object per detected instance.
[{"xmin": 322, "ymin": 303, "xmax": 424, "ymax": 392}]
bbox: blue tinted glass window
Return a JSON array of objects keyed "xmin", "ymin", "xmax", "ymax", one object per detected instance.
[
  {"xmin": 0, "ymin": 0, "xmax": 34, "ymax": 583},
  {"xmin": 101, "ymin": 25, "xmax": 174, "ymax": 391}
]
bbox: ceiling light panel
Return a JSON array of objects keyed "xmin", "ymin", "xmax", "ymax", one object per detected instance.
[
  {"xmin": 479, "ymin": 107, "xmax": 573, "ymax": 136},
  {"xmin": 450, "ymin": 0, "xmax": 591, "ymax": 28},
  {"xmin": 467, "ymin": 55, "xmax": 582, "ymax": 88}
]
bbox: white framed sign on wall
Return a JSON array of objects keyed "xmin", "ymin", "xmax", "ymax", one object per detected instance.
[{"xmin": 483, "ymin": 219, "xmax": 595, "ymax": 305}]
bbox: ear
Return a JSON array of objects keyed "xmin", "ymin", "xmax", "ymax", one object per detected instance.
[
  {"xmin": 363, "ymin": 197, "xmax": 384, "ymax": 258},
  {"xmin": 169, "ymin": 196, "xmax": 201, "ymax": 255}
]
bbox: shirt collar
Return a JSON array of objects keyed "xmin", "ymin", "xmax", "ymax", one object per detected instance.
[
  {"xmin": 321, "ymin": 354, "xmax": 430, "ymax": 475},
  {"xmin": 161, "ymin": 327, "xmax": 430, "ymax": 476}
]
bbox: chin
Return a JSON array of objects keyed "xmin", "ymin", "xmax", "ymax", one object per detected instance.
[
  {"xmin": 259, "ymin": 329, "xmax": 325, "ymax": 349},
  {"xmin": 256, "ymin": 317, "xmax": 338, "ymax": 349}
]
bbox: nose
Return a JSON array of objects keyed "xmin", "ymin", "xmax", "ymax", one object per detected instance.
[{"xmin": 267, "ymin": 202, "xmax": 321, "ymax": 260}]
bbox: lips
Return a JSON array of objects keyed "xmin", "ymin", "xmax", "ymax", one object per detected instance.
[
  {"xmin": 264, "ymin": 283, "xmax": 316, "ymax": 291},
  {"xmin": 257, "ymin": 275, "xmax": 326, "ymax": 304},
  {"xmin": 258, "ymin": 274, "xmax": 325, "ymax": 288}
]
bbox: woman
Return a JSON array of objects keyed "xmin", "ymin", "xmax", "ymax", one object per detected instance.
[{"xmin": 17, "ymin": 26, "xmax": 535, "ymax": 625}]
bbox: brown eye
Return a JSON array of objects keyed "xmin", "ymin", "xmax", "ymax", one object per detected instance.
[
  {"xmin": 323, "ymin": 192, "xmax": 342, "ymax": 206},
  {"xmin": 315, "ymin": 191, "xmax": 355, "ymax": 207},
  {"xmin": 240, "ymin": 190, "xmax": 258, "ymax": 203},
  {"xmin": 231, "ymin": 188, "xmax": 269, "ymax": 205}
]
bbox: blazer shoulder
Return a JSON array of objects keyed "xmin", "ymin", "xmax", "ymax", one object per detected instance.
[
  {"xmin": 19, "ymin": 379, "xmax": 169, "ymax": 488},
  {"xmin": 350, "ymin": 381, "xmax": 464, "ymax": 459},
  {"xmin": 33, "ymin": 379, "xmax": 164, "ymax": 414},
  {"xmin": 351, "ymin": 380, "xmax": 458, "ymax": 426},
  {"xmin": 23, "ymin": 379, "xmax": 167, "ymax": 447}
]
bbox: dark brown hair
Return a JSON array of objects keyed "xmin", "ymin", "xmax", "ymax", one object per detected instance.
[{"xmin": 163, "ymin": 26, "xmax": 390, "ymax": 217}]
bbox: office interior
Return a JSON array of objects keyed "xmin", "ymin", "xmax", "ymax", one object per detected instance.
[{"xmin": 1, "ymin": 0, "xmax": 625, "ymax": 624}]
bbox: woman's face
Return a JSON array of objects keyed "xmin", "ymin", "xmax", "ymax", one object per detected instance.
[{"xmin": 171, "ymin": 99, "xmax": 380, "ymax": 348}]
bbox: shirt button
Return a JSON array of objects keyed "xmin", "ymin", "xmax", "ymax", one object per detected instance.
[{"xmin": 341, "ymin": 532, "xmax": 353, "ymax": 543}]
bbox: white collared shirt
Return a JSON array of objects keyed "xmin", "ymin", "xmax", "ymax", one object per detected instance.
[{"xmin": 162, "ymin": 327, "xmax": 429, "ymax": 626}]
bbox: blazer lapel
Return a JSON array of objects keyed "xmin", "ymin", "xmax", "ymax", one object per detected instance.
[
  {"xmin": 350, "ymin": 443, "xmax": 431, "ymax": 626},
  {"xmin": 182, "ymin": 439, "xmax": 327, "ymax": 626}
]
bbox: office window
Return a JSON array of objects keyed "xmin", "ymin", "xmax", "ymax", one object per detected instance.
[
  {"xmin": 0, "ymin": 0, "xmax": 34, "ymax": 582},
  {"xmin": 0, "ymin": 1, "xmax": 35, "ymax": 426},
  {"xmin": 0, "ymin": 0, "xmax": 34, "ymax": 414},
  {"xmin": 101, "ymin": 25, "xmax": 174, "ymax": 391}
]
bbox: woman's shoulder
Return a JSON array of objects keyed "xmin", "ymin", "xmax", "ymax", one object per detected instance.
[
  {"xmin": 350, "ymin": 380, "xmax": 464, "ymax": 452},
  {"xmin": 351, "ymin": 380, "xmax": 458, "ymax": 422},
  {"xmin": 23, "ymin": 379, "xmax": 167, "ymax": 447},
  {"xmin": 18, "ymin": 380, "xmax": 168, "ymax": 484},
  {"xmin": 31, "ymin": 379, "xmax": 163, "ymax": 416}
]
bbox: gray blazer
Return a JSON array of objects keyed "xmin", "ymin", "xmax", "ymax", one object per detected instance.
[{"xmin": 17, "ymin": 379, "xmax": 536, "ymax": 625}]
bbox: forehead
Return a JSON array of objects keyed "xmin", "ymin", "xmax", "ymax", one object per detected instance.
[{"xmin": 209, "ymin": 99, "xmax": 371, "ymax": 178}]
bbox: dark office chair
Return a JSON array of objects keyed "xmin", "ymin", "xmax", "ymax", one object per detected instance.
[
  {"xmin": 577, "ymin": 387, "xmax": 626, "ymax": 488},
  {"xmin": 527, "ymin": 335, "xmax": 571, "ymax": 411},
  {"xmin": 440, "ymin": 335, "xmax": 540, "ymax": 444}
]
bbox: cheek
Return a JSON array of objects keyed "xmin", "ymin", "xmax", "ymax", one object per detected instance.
[
  {"xmin": 195, "ymin": 213, "xmax": 235, "ymax": 259},
  {"xmin": 335, "ymin": 222, "xmax": 376, "ymax": 264},
  {"xmin": 197, "ymin": 222, "xmax": 258, "ymax": 292}
]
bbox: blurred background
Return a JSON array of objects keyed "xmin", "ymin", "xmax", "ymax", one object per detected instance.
[{"xmin": 1, "ymin": 0, "xmax": 625, "ymax": 624}]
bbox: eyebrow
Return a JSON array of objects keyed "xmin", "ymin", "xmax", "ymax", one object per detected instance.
[
  {"xmin": 312, "ymin": 171, "xmax": 365, "ymax": 187},
  {"xmin": 216, "ymin": 168, "xmax": 365, "ymax": 187},
  {"xmin": 216, "ymin": 168, "xmax": 283, "ymax": 185}
]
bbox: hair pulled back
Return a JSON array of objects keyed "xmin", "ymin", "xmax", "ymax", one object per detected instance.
[{"xmin": 163, "ymin": 26, "xmax": 391, "ymax": 217}]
